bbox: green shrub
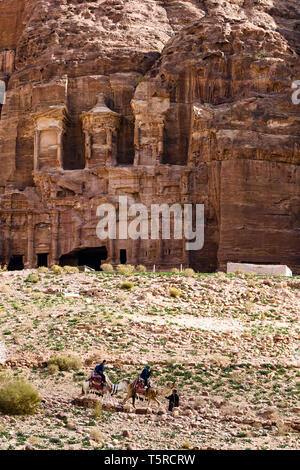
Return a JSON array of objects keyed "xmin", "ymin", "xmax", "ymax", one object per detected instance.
[
  {"xmin": 136, "ymin": 265, "xmax": 147, "ymax": 273},
  {"xmin": 101, "ymin": 263, "xmax": 114, "ymax": 272},
  {"xmin": 169, "ymin": 288, "xmax": 182, "ymax": 298},
  {"xmin": 25, "ymin": 273, "xmax": 40, "ymax": 283},
  {"xmin": 121, "ymin": 281, "xmax": 134, "ymax": 290},
  {"xmin": 0, "ymin": 379, "xmax": 40, "ymax": 415},
  {"xmin": 48, "ymin": 355, "xmax": 82, "ymax": 371}
]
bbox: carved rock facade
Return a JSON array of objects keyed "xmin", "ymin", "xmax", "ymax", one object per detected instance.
[{"xmin": 0, "ymin": 1, "xmax": 299, "ymax": 272}]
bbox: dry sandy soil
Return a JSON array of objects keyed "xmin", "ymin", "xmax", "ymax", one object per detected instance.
[{"xmin": 0, "ymin": 269, "xmax": 299, "ymax": 450}]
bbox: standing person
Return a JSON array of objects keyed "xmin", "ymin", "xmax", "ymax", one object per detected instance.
[
  {"xmin": 94, "ymin": 360, "xmax": 107, "ymax": 385},
  {"xmin": 166, "ymin": 390, "xmax": 179, "ymax": 412},
  {"xmin": 140, "ymin": 365, "xmax": 151, "ymax": 388}
]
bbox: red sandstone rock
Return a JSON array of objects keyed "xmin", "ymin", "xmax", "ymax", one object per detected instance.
[{"xmin": 0, "ymin": 1, "xmax": 299, "ymax": 272}]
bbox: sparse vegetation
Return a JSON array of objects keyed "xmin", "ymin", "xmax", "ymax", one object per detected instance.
[
  {"xmin": 46, "ymin": 364, "xmax": 59, "ymax": 375},
  {"xmin": 37, "ymin": 266, "xmax": 48, "ymax": 274},
  {"xmin": 121, "ymin": 281, "xmax": 134, "ymax": 290},
  {"xmin": 93, "ymin": 402, "xmax": 103, "ymax": 420},
  {"xmin": 63, "ymin": 266, "xmax": 80, "ymax": 274},
  {"xmin": 101, "ymin": 263, "xmax": 114, "ymax": 272},
  {"xmin": 169, "ymin": 287, "xmax": 182, "ymax": 297},
  {"xmin": 50, "ymin": 265, "xmax": 64, "ymax": 275},
  {"xmin": 184, "ymin": 268, "xmax": 195, "ymax": 277},
  {"xmin": 90, "ymin": 428, "xmax": 103, "ymax": 443},
  {"xmin": 136, "ymin": 265, "xmax": 147, "ymax": 273},
  {"xmin": 0, "ymin": 380, "xmax": 40, "ymax": 415},
  {"xmin": 116, "ymin": 264, "xmax": 135, "ymax": 275},
  {"xmin": 25, "ymin": 273, "xmax": 40, "ymax": 283},
  {"xmin": 0, "ymin": 269, "xmax": 298, "ymax": 450},
  {"xmin": 48, "ymin": 355, "xmax": 82, "ymax": 371}
]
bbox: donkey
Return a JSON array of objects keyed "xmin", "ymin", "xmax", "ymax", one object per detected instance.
[{"xmin": 82, "ymin": 374, "xmax": 128, "ymax": 400}]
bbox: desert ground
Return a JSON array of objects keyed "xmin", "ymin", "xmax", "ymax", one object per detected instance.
[{"xmin": 0, "ymin": 268, "xmax": 299, "ymax": 450}]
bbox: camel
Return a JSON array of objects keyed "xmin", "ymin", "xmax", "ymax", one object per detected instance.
[{"xmin": 121, "ymin": 378, "xmax": 174, "ymax": 408}]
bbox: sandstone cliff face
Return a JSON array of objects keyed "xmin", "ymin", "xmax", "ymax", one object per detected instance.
[{"xmin": 0, "ymin": 0, "xmax": 299, "ymax": 272}]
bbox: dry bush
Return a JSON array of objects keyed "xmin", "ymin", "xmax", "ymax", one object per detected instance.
[
  {"xmin": 116, "ymin": 264, "xmax": 134, "ymax": 275},
  {"xmin": 25, "ymin": 273, "xmax": 39, "ymax": 283},
  {"xmin": 184, "ymin": 268, "xmax": 195, "ymax": 277},
  {"xmin": 244, "ymin": 301, "xmax": 256, "ymax": 314},
  {"xmin": 136, "ymin": 265, "xmax": 147, "ymax": 273},
  {"xmin": 101, "ymin": 263, "xmax": 114, "ymax": 272},
  {"xmin": 47, "ymin": 363, "xmax": 59, "ymax": 375},
  {"xmin": 276, "ymin": 419, "xmax": 291, "ymax": 436},
  {"xmin": 28, "ymin": 436, "xmax": 44, "ymax": 446},
  {"xmin": 37, "ymin": 266, "xmax": 48, "ymax": 274},
  {"xmin": 0, "ymin": 371, "xmax": 9, "ymax": 384},
  {"xmin": 181, "ymin": 441, "xmax": 192, "ymax": 450},
  {"xmin": 0, "ymin": 264, "xmax": 7, "ymax": 272},
  {"xmin": 0, "ymin": 285, "xmax": 10, "ymax": 294},
  {"xmin": 90, "ymin": 428, "xmax": 103, "ymax": 443},
  {"xmin": 216, "ymin": 271, "xmax": 225, "ymax": 278},
  {"xmin": 51, "ymin": 265, "xmax": 64, "ymax": 275},
  {"xmin": 0, "ymin": 379, "xmax": 40, "ymax": 415},
  {"xmin": 48, "ymin": 355, "xmax": 82, "ymax": 371},
  {"xmin": 93, "ymin": 402, "xmax": 103, "ymax": 419},
  {"xmin": 169, "ymin": 287, "xmax": 182, "ymax": 298},
  {"xmin": 63, "ymin": 265, "xmax": 79, "ymax": 274},
  {"xmin": 170, "ymin": 268, "xmax": 180, "ymax": 274},
  {"xmin": 19, "ymin": 319, "xmax": 34, "ymax": 332}
]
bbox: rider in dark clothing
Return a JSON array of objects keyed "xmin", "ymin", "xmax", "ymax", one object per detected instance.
[
  {"xmin": 94, "ymin": 360, "xmax": 106, "ymax": 384},
  {"xmin": 166, "ymin": 390, "xmax": 179, "ymax": 412},
  {"xmin": 140, "ymin": 365, "xmax": 151, "ymax": 388}
]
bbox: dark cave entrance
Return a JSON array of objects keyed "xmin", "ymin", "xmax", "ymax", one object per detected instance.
[
  {"xmin": 60, "ymin": 247, "xmax": 108, "ymax": 271},
  {"xmin": 117, "ymin": 117, "xmax": 135, "ymax": 165},
  {"xmin": 120, "ymin": 249, "xmax": 127, "ymax": 264},
  {"xmin": 37, "ymin": 253, "xmax": 48, "ymax": 267},
  {"xmin": 62, "ymin": 116, "xmax": 85, "ymax": 170},
  {"xmin": 8, "ymin": 255, "xmax": 24, "ymax": 271}
]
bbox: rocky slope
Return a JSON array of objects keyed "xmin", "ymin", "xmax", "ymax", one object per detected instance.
[{"xmin": 0, "ymin": 269, "xmax": 299, "ymax": 450}]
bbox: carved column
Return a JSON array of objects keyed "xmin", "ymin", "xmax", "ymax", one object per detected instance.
[
  {"xmin": 49, "ymin": 211, "xmax": 59, "ymax": 266},
  {"xmin": 131, "ymin": 85, "xmax": 170, "ymax": 166},
  {"xmin": 81, "ymin": 94, "xmax": 120, "ymax": 168},
  {"xmin": 25, "ymin": 213, "xmax": 34, "ymax": 268},
  {"xmin": 32, "ymin": 106, "xmax": 69, "ymax": 171}
]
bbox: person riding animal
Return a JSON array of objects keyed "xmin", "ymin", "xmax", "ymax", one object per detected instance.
[
  {"xmin": 94, "ymin": 360, "xmax": 107, "ymax": 386},
  {"xmin": 140, "ymin": 365, "xmax": 152, "ymax": 388}
]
